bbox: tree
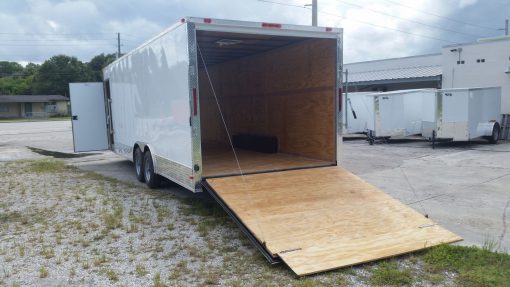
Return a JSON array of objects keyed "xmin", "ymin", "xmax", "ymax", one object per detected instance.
[
  {"xmin": 32, "ymin": 55, "xmax": 94, "ymax": 97},
  {"xmin": 0, "ymin": 61, "xmax": 37, "ymax": 95},
  {"xmin": 88, "ymin": 53, "xmax": 117, "ymax": 81},
  {"xmin": 0, "ymin": 61, "xmax": 23, "ymax": 77}
]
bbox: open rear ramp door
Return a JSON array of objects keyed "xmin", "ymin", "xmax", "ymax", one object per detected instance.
[
  {"xmin": 69, "ymin": 83, "xmax": 109, "ymax": 152},
  {"xmin": 204, "ymin": 167, "xmax": 461, "ymax": 276}
]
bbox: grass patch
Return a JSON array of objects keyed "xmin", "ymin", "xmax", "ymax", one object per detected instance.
[
  {"xmin": 180, "ymin": 196, "xmax": 225, "ymax": 218},
  {"xmin": 0, "ymin": 211, "xmax": 25, "ymax": 224},
  {"xmin": 102, "ymin": 202, "xmax": 124, "ymax": 231},
  {"xmin": 40, "ymin": 247, "xmax": 55, "ymax": 259},
  {"xmin": 135, "ymin": 264, "xmax": 147, "ymax": 277},
  {"xmin": 27, "ymin": 159, "xmax": 66, "ymax": 173},
  {"xmin": 38, "ymin": 266, "xmax": 48, "ymax": 278},
  {"xmin": 153, "ymin": 272, "xmax": 166, "ymax": 287},
  {"xmin": 424, "ymin": 244, "xmax": 510, "ymax": 287},
  {"xmin": 104, "ymin": 268, "xmax": 119, "ymax": 282},
  {"xmin": 369, "ymin": 261, "xmax": 413, "ymax": 286}
]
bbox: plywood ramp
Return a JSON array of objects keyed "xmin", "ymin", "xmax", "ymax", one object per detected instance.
[{"xmin": 205, "ymin": 166, "xmax": 462, "ymax": 276}]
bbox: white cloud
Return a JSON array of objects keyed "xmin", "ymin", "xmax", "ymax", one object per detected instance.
[{"xmin": 0, "ymin": 0, "xmax": 506, "ymax": 64}]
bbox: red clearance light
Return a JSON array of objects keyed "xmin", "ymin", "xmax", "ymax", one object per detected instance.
[
  {"xmin": 325, "ymin": 27, "xmax": 332, "ymax": 32},
  {"xmin": 203, "ymin": 18, "xmax": 212, "ymax": 23},
  {"xmin": 262, "ymin": 22, "xmax": 282, "ymax": 28},
  {"xmin": 180, "ymin": 18, "xmax": 186, "ymax": 23}
]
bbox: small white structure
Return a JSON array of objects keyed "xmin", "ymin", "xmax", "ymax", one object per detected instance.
[
  {"xmin": 422, "ymin": 87, "xmax": 502, "ymax": 144},
  {"xmin": 366, "ymin": 89, "xmax": 437, "ymax": 141}
]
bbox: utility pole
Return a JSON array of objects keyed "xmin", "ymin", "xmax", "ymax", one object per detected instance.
[
  {"xmin": 305, "ymin": 0, "xmax": 318, "ymax": 26},
  {"xmin": 117, "ymin": 32, "xmax": 121, "ymax": 58},
  {"xmin": 312, "ymin": 0, "xmax": 317, "ymax": 26},
  {"xmin": 499, "ymin": 19, "xmax": 509, "ymax": 36}
]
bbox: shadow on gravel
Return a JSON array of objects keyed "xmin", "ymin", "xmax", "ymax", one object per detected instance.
[{"xmin": 27, "ymin": 146, "xmax": 99, "ymax": 158}]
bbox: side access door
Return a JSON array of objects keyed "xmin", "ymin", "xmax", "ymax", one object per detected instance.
[{"xmin": 69, "ymin": 82, "xmax": 109, "ymax": 152}]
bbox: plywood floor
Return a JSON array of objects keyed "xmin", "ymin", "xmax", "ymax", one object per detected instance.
[
  {"xmin": 202, "ymin": 147, "xmax": 333, "ymax": 177},
  {"xmin": 206, "ymin": 166, "xmax": 462, "ymax": 276}
]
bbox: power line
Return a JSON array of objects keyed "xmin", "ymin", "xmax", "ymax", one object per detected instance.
[
  {"xmin": 256, "ymin": 0, "xmax": 458, "ymax": 44},
  {"xmin": 383, "ymin": 0, "xmax": 499, "ymax": 31},
  {"xmin": 0, "ymin": 43, "xmax": 117, "ymax": 46},
  {"xmin": 335, "ymin": 0, "xmax": 484, "ymax": 38},
  {"xmin": 0, "ymin": 39, "xmax": 116, "ymax": 42},
  {"xmin": 0, "ymin": 32, "xmax": 117, "ymax": 36}
]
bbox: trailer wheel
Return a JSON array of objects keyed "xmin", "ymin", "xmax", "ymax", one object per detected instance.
[
  {"xmin": 143, "ymin": 150, "xmax": 161, "ymax": 188},
  {"xmin": 134, "ymin": 147, "xmax": 145, "ymax": 182},
  {"xmin": 488, "ymin": 123, "xmax": 500, "ymax": 144},
  {"xmin": 432, "ymin": 130, "xmax": 436, "ymax": 150}
]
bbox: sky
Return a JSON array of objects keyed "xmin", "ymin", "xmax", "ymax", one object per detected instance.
[{"xmin": 0, "ymin": 0, "xmax": 509, "ymax": 65}]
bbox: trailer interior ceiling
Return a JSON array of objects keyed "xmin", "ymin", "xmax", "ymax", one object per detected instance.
[{"xmin": 196, "ymin": 30, "xmax": 337, "ymax": 177}]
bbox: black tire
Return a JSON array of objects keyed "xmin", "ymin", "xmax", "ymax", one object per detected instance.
[
  {"xmin": 488, "ymin": 123, "xmax": 500, "ymax": 144},
  {"xmin": 143, "ymin": 150, "xmax": 161, "ymax": 188},
  {"xmin": 432, "ymin": 130, "xmax": 436, "ymax": 149},
  {"xmin": 134, "ymin": 147, "xmax": 145, "ymax": 182}
]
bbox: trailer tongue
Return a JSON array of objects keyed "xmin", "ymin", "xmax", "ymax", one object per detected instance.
[{"xmin": 204, "ymin": 166, "xmax": 461, "ymax": 276}]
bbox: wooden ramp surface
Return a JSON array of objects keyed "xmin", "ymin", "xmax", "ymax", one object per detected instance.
[{"xmin": 206, "ymin": 166, "xmax": 462, "ymax": 276}]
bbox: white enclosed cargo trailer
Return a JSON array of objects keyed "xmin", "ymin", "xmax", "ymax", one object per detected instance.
[
  {"xmin": 69, "ymin": 17, "xmax": 460, "ymax": 275},
  {"xmin": 366, "ymin": 89, "xmax": 437, "ymax": 143},
  {"xmin": 343, "ymin": 92, "xmax": 375, "ymax": 134},
  {"xmin": 422, "ymin": 87, "xmax": 502, "ymax": 146}
]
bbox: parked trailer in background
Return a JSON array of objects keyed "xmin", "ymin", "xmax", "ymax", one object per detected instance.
[
  {"xmin": 366, "ymin": 89, "xmax": 437, "ymax": 144},
  {"xmin": 422, "ymin": 87, "xmax": 502, "ymax": 147},
  {"xmin": 343, "ymin": 92, "xmax": 375, "ymax": 134},
  {"xmin": 69, "ymin": 17, "xmax": 460, "ymax": 276}
]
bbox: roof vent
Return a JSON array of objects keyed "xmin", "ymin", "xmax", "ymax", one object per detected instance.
[{"xmin": 216, "ymin": 39, "xmax": 243, "ymax": 47}]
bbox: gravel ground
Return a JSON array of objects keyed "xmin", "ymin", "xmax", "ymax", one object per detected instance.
[{"xmin": 0, "ymin": 158, "xmax": 460, "ymax": 287}]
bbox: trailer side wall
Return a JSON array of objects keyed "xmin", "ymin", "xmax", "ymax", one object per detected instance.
[{"xmin": 103, "ymin": 23, "xmax": 194, "ymax": 188}]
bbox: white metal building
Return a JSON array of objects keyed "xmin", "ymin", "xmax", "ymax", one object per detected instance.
[
  {"xmin": 344, "ymin": 53, "xmax": 442, "ymax": 92},
  {"xmin": 344, "ymin": 36, "xmax": 510, "ymax": 114},
  {"xmin": 442, "ymin": 36, "xmax": 510, "ymax": 113}
]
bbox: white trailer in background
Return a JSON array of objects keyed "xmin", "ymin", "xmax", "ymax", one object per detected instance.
[
  {"xmin": 343, "ymin": 92, "xmax": 375, "ymax": 134},
  {"xmin": 69, "ymin": 17, "xmax": 460, "ymax": 276},
  {"xmin": 422, "ymin": 87, "xmax": 502, "ymax": 147},
  {"xmin": 366, "ymin": 89, "xmax": 437, "ymax": 144}
]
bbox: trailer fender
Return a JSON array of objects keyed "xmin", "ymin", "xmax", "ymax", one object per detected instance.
[
  {"xmin": 476, "ymin": 122, "xmax": 498, "ymax": 137},
  {"xmin": 133, "ymin": 142, "xmax": 156, "ymax": 165}
]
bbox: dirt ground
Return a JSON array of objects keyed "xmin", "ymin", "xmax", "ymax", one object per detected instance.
[{"xmin": 1, "ymin": 159, "xmax": 463, "ymax": 287}]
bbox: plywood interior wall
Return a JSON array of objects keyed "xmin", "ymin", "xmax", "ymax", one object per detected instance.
[{"xmin": 198, "ymin": 38, "xmax": 336, "ymax": 162}]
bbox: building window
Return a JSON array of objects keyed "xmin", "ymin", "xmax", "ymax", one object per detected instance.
[
  {"xmin": 44, "ymin": 102, "xmax": 57, "ymax": 113},
  {"xmin": 0, "ymin": 104, "xmax": 9, "ymax": 112}
]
